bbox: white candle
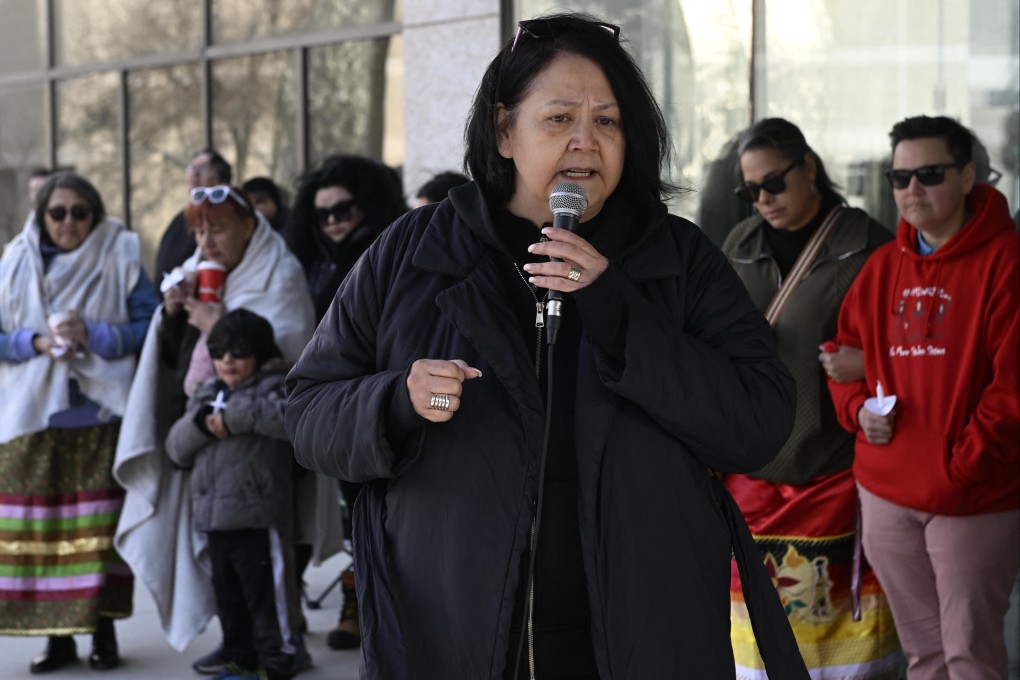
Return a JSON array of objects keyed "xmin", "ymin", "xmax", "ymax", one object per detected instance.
[{"xmin": 876, "ymin": 381, "xmax": 886, "ymax": 409}]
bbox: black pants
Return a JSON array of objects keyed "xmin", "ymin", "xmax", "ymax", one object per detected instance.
[{"xmin": 208, "ymin": 528, "xmax": 294, "ymax": 680}]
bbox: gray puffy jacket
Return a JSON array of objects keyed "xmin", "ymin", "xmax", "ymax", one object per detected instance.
[{"xmin": 165, "ymin": 369, "xmax": 294, "ymax": 535}]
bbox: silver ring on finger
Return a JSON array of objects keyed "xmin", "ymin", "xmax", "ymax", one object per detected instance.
[
  {"xmin": 567, "ymin": 266, "xmax": 582, "ymax": 282},
  {"xmin": 428, "ymin": 393, "xmax": 452, "ymax": 411}
]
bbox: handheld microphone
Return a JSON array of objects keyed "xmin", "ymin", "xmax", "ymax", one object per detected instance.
[{"xmin": 545, "ymin": 182, "xmax": 588, "ymax": 345}]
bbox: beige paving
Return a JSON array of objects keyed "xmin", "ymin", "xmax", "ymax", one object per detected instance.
[{"xmin": 0, "ymin": 553, "xmax": 360, "ymax": 679}]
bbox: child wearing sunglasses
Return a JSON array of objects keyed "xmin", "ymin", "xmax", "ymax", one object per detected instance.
[
  {"xmin": 165, "ymin": 309, "xmax": 309, "ymax": 680},
  {"xmin": 828, "ymin": 115, "xmax": 1019, "ymax": 680}
]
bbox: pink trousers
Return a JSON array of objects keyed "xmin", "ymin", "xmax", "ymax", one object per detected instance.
[{"xmin": 858, "ymin": 484, "xmax": 1019, "ymax": 680}]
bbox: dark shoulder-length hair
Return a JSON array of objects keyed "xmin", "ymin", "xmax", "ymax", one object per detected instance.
[
  {"xmin": 736, "ymin": 117, "xmax": 846, "ymax": 207},
  {"xmin": 464, "ymin": 12, "xmax": 676, "ymax": 211},
  {"xmin": 285, "ymin": 154, "xmax": 408, "ymax": 270},
  {"xmin": 34, "ymin": 171, "xmax": 107, "ymax": 234}
]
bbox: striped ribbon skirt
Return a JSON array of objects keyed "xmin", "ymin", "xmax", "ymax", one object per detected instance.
[
  {"xmin": 0, "ymin": 423, "xmax": 133, "ymax": 636},
  {"xmin": 726, "ymin": 468, "xmax": 903, "ymax": 679}
]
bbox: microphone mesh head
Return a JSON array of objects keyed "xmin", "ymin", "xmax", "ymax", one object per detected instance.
[{"xmin": 549, "ymin": 182, "xmax": 589, "ymax": 218}]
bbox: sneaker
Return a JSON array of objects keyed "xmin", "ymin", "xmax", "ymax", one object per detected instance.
[{"xmin": 193, "ymin": 645, "xmax": 230, "ymax": 675}]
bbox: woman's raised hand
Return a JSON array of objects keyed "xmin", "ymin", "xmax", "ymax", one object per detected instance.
[
  {"xmin": 407, "ymin": 359, "xmax": 484, "ymax": 423},
  {"xmin": 51, "ymin": 309, "xmax": 88, "ymax": 347},
  {"xmin": 163, "ymin": 280, "xmax": 195, "ymax": 316},
  {"xmin": 523, "ymin": 226, "xmax": 609, "ymax": 292},
  {"xmin": 183, "ymin": 298, "xmax": 225, "ymax": 335}
]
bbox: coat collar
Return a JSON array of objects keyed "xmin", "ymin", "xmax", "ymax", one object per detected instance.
[
  {"xmin": 415, "ymin": 181, "xmax": 683, "ymax": 283},
  {"xmin": 727, "ymin": 207, "xmax": 871, "ymax": 264}
]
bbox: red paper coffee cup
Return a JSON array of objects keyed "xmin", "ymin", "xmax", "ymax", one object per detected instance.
[{"xmin": 196, "ymin": 261, "xmax": 227, "ymax": 303}]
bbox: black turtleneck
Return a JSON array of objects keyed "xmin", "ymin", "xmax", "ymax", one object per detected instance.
[
  {"xmin": 762, "ymin": 198, "xmax": 838, "ymax": 278},
  {"xmin": 494, "ymin": 208, "xmax": 598, "ymax": 679}
]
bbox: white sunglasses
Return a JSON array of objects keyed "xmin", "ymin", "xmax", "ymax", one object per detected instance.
[{"xmin": 189, "ymin": 185, "xmax": 250, "ymax": 210}]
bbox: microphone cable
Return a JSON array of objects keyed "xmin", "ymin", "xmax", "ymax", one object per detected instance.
[{"xmin": 511, "ymin": 336, "xmax": 558, "ymax": 680}]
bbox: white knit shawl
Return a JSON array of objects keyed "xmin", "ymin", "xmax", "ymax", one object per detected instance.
[{"xmin": 0, "ymin": 216, "xmax": 141, "ymax": 445}]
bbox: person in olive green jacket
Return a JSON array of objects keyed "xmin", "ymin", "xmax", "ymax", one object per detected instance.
[{"xmin": 721, "ymin": 118, "xmax": 902, "ymax": 679}]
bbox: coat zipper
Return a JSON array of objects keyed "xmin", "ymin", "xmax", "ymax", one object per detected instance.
[
  {"xmin": 513, "ymin": 263, "xmax": 544, "ymax": 678},
  {"xmin": 514, "ymin": 263, "xmax": 545, "ymax": 380}
]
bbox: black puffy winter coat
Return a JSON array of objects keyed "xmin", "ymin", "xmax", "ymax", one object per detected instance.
[{"xmin": 286, "ymin": 183, "xmax": 806, "ymax": 679}]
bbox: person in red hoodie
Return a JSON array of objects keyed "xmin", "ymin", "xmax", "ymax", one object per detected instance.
[{"xmin": 829, "ymin": 115, "xmax": 1019, "ymax": 680}]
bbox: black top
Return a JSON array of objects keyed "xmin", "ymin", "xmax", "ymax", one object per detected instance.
[
  {"xmin": 493, "ymin": 209, "xmax": 596, "ymax": 678},
  {"xmin": 155, "ymin": 210, "xmax": 196, "ymax": 288},
  {"xmin": 762, "ymin": 198, "xmax": 839, "ymax": 278}
]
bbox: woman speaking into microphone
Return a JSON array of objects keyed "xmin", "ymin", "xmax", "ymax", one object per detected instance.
[{"xmin": 286, "ymin": 12, "xmax": 805, "ymax": 679}]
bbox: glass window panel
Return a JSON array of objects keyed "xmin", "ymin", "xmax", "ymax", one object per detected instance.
[
  {"xmin": 53, "ymin": 0, "xmax": 202, "ymax": 68},
  {"xmin": 307, "ymin": 35, "xmax": 404, "ymax": 169},
  {"xmin": 128, "ymin": 63, "xmax": 204, "ymax": 277},
  {"xmin": 212, "ymin": 0, "xmax": 401, "ymax": 45},
  {"xmin": 514, "ymin": 0, "xmax": 752, "ymax": 234},
  {"xmin": 55, "ymin": 73, "xmax": 123, "ymax": 228},
  {"xmin": 764, "ymin": 0, "xmax": 1020, "ymax": 226},
  {"xmin": 211, "ymin": 52, "xmax": 299, "ymax": 197},
  {"xmin": 0, "ymin": 84, "xmax": 49, "ymax": 246},
  {"xmin": 0, "ymin": 0, "xmax": 47, "ymax": 74}
]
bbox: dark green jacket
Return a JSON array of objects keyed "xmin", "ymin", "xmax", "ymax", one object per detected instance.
[{"xmin": 722, "ymin": 207, "xmax": 892, "ymax": 483}]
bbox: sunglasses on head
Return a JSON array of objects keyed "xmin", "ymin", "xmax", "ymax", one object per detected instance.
[
  {"xmin": 884, "ymin": 163, "xmax": 961, "ymax": 190},
  {"xmin": 734, "ymin": 161, "xmax": 802, "ymax": 204},
  {"xmin": 315, "ymin": 199, "xmax": 356, "ymax": 226},
  {"xmin": 190, "ymin": 185, "xmax": 250, "ymax": 210},
  {"xmin": 511, "ymin": 18, "xmax": 621, "ymax": 52},
  {"xmin": 46, "ymin": 205, "xmax": 92, "ymax": 222},
  {"xmin": 208, "ymin": 343, "xmax": 254, "ymax": 361}
]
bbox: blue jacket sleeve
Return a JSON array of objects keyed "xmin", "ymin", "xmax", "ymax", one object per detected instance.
[
  {"xmin": 85, "ymin": 269, "xmax": 160, "ymax": 358},
  {"xmin": 0, "ymin": 327, "xmax": 39, "ymax": 363}
]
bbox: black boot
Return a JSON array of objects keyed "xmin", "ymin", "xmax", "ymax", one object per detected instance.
[
  {"xmin": 89, "ymin": 616, "xmax": 120, "ymax": 670},
  {"xmin": 29, "ymin": 635, "xmax": 77, "ymax": 674},
  {"xmin": 326, "ymin": 569, "xmax": 361, "ymax": 650}
]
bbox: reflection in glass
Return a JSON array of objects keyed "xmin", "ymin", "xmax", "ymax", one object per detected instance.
[
  {"xmin": 53, "ymin": 0, "xmax": 201, "ymax": 67},
  {"xmin": 0, "ymin": 84, "xmax": 49, "ymax": 245},
  {"xmin": 212, "ymin": 52, "xmax": 299, "ymax": 198},
  {"xmin": 55, "ymin": 73, "xmax": 122, "ymax": 227},
  {"xmin": 307, "ymin": 36, "xmax": 404, "ymax": 169},
  {"xmin": 129, "ymin": 64, "xmax": 204, "ymax": 275},
  {"xmin": 0, "ymin": 0, "xmax": 46, "ymax": 74},
  {"xmin": 765, "ymin": 0, "xmax": 1020, "ymax": 226},
  {"xmin": 212, "ymin": 0, "xmax": 401, "ymax": 45}
]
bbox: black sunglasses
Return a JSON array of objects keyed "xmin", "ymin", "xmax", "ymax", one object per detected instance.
[
  {"xmin": 734, "ymin": 161, "xmax": 802, "ymax": 204},
  {"xmin": 46, "ymin": 205, "xmax": 92, "ymax": 222},
  {"xmin": 884, "ymin": 163, "xmax": 961, "ymax": 190},
  {"xmin": 315, "ymin": 199, "xmax": 356, "ymax": 226},
  {"xmin": 208, "ymin": 343, "xmax": 254, "ymax": 361},
  {"xmin": 511, "ymin": 18, "xmax": 621, "ymax": 52}
]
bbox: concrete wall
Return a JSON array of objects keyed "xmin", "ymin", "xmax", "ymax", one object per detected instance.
[{"xmin": 402, "ymin": 0, "xmax": 502, "ymax": 200}]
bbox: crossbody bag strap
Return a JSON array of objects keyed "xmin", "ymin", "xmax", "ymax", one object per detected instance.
[{"xmin": 764, "ymin": 206, "xmax": 844, "ymax": 327}]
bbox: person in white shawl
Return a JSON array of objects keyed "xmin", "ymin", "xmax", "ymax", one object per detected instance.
[
  {"xmin": 113, "ymin": 184, "xmax": 341, "ymax": 660},
  {"xmin": 0, "ymin": 172, "xmax": 160, "ymax": 674}
]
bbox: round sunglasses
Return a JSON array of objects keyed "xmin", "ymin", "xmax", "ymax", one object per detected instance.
[
  {"xmin": 46, "ymin": 205, "xmax": 92, "ymax": 222},
  {"xmin": 208, "ymin": 343, "xmax": 254, "ymax": 361},
  {"xmin": 734, "ymin": 161, "xmax": 802, "ymax": 204}
]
